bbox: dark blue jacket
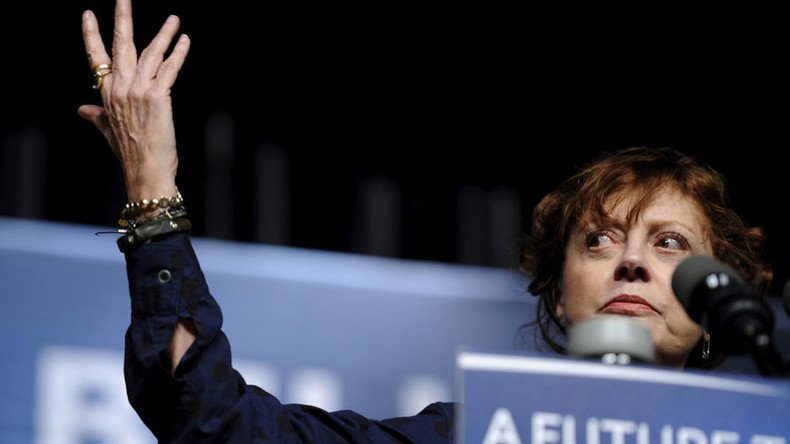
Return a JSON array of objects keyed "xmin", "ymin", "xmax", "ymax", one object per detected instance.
[{"xmin": 123, "ymin": 233, "xmax": 455, "ymax": 443}]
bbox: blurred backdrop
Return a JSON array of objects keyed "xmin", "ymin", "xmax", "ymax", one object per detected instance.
[{"xmin": 2, "ymin": 4, "xmax": 789, "ymax": 303}]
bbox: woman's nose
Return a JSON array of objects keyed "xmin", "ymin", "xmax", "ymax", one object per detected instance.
[{"xmin": 614, "ymin": 242, "xmax": 651, "ymax": 282}]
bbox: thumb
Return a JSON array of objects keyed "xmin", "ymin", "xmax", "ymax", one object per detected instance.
[
  {"xmin": 77, "ymin": 104, "xmax": 108, "ymax": 131},
  {"xmin": 77, "ymin": 105, "xmax": 119, "ymax": 159}
]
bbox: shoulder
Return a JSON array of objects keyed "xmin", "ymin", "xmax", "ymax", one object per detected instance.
[
  {"xmin": 376, "ymin": 402, "xmax": 456, "ymax": 441},
  {"xmin": 417, "ymin": 401, "xmax": 456, "ymax": 418}
]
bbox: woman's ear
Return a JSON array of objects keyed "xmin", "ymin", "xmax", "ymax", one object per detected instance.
[
  {"xmin": 554, "ymin": 281, "xmax": 566, "ymax": 326},
  {"xmin": 555, "ymin": 297, "xmax": 566, "ymax": 326}
]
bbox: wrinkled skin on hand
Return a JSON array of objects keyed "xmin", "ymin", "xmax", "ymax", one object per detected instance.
[{"xmin": 78, "ymin": 0, "xmax": 190, "ymax": 202}]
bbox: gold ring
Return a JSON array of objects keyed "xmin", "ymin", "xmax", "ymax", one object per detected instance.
[{"xmin": 92, "ymin": 63, "xmax": 112, "ymax": 90}]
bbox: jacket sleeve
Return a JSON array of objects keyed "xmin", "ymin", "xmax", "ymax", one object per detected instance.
[{"xmin": 122, "ymin": 232, "xmax": 454, "ymax": 443}]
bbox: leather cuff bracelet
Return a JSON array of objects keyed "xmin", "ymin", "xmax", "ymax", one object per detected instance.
[{"xmin": 117, "ymin": 216, "xmax": 191, "ymax": 253}]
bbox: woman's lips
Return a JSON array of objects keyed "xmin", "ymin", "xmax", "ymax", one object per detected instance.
[{"xmin": 602, "ymin": 294, "xmax": 658, "ymax": 315}]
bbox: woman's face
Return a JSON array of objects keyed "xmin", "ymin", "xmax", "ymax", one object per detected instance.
[{"xmin": 559, "ymin": 188, "xmax": 713, "ymax": 367}]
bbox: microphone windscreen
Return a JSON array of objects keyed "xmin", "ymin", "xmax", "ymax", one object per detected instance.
[
  {"xmin": 671, "ymin": 255, "xmax": 743, "ymax": 308},
  {"xmin": 567, "ymin": 315, "xmax": 655, "ymax": 363}
]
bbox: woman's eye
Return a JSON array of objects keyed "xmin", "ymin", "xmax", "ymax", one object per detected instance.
[
  {"xmin": 585, "ymin": 231, "xmax": 612, "ymax": 248},
  {"xmin": 657, "ymin": 233, "xmax": 689, "ymax": 250}
]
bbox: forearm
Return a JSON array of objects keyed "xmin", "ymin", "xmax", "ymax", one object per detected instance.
[
  {"xmin": 123, "ymin": 233, "xmax": 282, "ymax": 441},
  {"xmin": 123, "ymin": 232, "xmax": 226, "ymax": 438},
  {"xmin": 168, "ymin": 319, "xmax": 196, "ymax": 374}
]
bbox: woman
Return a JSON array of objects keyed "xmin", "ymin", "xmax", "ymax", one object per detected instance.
[
  {"xmin": 521, "ymin": 147, "xmax": 770, "ymax": 369},
  {"xmin": 78, "ymin": 1, "xmax": 769, "ymax": 442}
]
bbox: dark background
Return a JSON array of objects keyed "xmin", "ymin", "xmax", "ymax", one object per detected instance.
[{"xmin": 2, "ymin": 2, "xmax": 788, "ymax": 296}]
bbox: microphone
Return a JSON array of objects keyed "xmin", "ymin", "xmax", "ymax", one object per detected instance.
[
  {"xmin": 567, "ymin": 315, "xmax": 656, "ymax": 364},
  {"xmin": 671, "ymin": 255, "xmax": 775, "ymax": 355}
]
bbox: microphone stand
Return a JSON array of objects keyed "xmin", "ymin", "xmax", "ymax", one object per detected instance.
[
  {"xmin": 752, "ymin": 340, "xmax": 787, "ymax": 377},
  {"xmin": 713, "ymin": 295, "xmax": 789, "ymax": 378},
  {"xmin": 765, "ymin": 281, "xmax": 790, "ymax": 376}
]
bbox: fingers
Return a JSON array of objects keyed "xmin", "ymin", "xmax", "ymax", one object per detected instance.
[
  {"xmin": 82, "ymin": 10, "xmax": 112, "ymax": 70},
  {"xmin": 82, "ymin": 9, "xmax": 115, "ymax": 95},
  {"xmin": 83, "ymin": 9, "xmax": 116, "ymax": 102},
  {"xmin": 136, "ymin": 15, "xmax": 181, "ymax": 82},
  {"xmin": 85, "ymin": 1, "xmax": 189, "ymax": 97},
  {"xmin": 152, "ymin": 34, "xmax": 191, "ymax": 93},
  {"xmin": 111, "ymin": 0, "xmax": 137, "ymax": 91}
]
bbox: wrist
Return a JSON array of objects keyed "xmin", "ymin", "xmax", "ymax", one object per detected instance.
[
  {"xmin": 119, "ymin": 188, "xmax": 185, "ymax": 228},
  {"xmin": 117, "ymin": 215, "xmax": 191, "ymax": 253},
  {"xmin": 123, "ymin": 166, "xmax": 178, "ymax": 202},
  {"xmin": 125, "ymin": 183, "xmax": 178, "ymax": 203}
]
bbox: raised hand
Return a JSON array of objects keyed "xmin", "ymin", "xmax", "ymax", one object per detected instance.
[{"xmin": 78, "ymin": 0, "xmax": 190, "ymax": 202}]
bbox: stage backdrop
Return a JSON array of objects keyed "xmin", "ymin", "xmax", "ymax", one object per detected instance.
[
  {"xmin": 0, "ymin": 217, "xmax": 532, "ymax": 444},
  {"xmin": 1, "ymin": 217, "xmax": 788, "ymax": 444}
]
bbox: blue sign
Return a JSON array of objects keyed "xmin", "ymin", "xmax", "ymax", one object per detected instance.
[{"xmin": 457, "ymin": 351, "xmax": 790, "ymax": 444}]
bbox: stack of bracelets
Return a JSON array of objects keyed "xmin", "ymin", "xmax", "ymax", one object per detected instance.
[{"xmin": 116, "ymin": 189, "xmax": 191, "ymax": 253}]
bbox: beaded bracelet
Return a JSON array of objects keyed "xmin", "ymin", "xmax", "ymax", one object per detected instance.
[{"xmin": 119, "ymin": 190, "xmax": 184, "ymax": 228}]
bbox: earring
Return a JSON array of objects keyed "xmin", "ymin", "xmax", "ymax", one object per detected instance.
[{"xmin": 701, "ymin": 331, "xmax": 711, "ymax": 360}]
